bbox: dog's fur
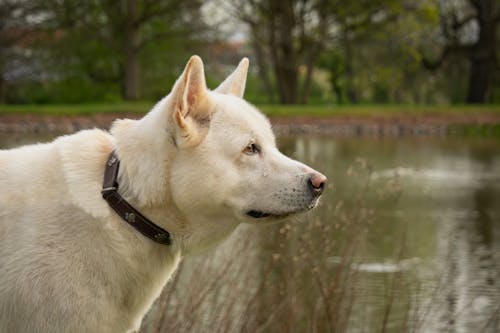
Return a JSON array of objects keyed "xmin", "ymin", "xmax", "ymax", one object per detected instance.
[{"xmin": 0, "ymin": 56, "xmax": 325, "ymax": 332}]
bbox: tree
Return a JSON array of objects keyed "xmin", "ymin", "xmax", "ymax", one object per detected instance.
[
  {"xmin": 336, "ymin": 1, "xmax": 443, "ymax": 104},
  {"xmin": 45, "ymin": 0, "xmax": 205, "ymax": 100},
  {"xmin": 227, "ymin": 0, "xmax": 403, "ymax": 104},
  {"xmin": 319, "ymin": 50, "xmax": 345, "ymax": 103},
  {"xmin": 228, "ymin": 0, "xmax": 330, "ymax": 104},
  {"xmin": 328, "ymin": 1, "xmax": 427, "ymax": 104},
  {"xmin": 423, "ymin": 0, "xmax": 499, "ymax": 103},
  {"xmin": 0, "ymin": 1, "xmax": 42, "ymax": 102}
]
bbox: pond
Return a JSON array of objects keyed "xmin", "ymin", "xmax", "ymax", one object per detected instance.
[{"xmin": 1, "ymin": 133, "xmax": 499, "ymax": 332}]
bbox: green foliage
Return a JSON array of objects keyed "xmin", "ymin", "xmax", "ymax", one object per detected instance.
[
  {"xmin": 318, "ymin": 51, "xmax": 346, "ymax": 103},
  {"xmin": 0, "ymin": 102, "xmax": 152, "ymax": 115},
  {"xmin": 139, "ymin": 36, "xmax": 205, "ymax": 100},
  {"xmin": 0, "ymin": 0, "xmax": 206, "ymax": 103},
  {"xmin": 0, "ymin": 0, "xmax": 497, "ymax": 105},
  {"xmin": 334, "ymin": 0, "xmax": 445, "ymax": 104},
  {"xmin": 239, "ymin": 73, "xmax": 272, "ymax": 105},
  {"xmin": 6, "ymin": 79, "xmax": 121, "ymax": 104}
]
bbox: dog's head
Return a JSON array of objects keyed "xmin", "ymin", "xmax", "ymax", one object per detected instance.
[
  {"xmin": 114, "ymin": 56, "xmax": 326, "ymax": 235},
  {"xmin": 160, "ymin": 56, "xmax": 327, "ymax": 225}
]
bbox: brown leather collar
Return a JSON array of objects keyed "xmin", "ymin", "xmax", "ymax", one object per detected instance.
[{"xmin": 101, "ymin": 152, "xmax": 171, "ymax": 245}]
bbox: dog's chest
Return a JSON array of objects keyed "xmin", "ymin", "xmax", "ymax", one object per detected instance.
[{"xmin": 115, "ymin": 248, "xmax": 182, "ymax": 331}]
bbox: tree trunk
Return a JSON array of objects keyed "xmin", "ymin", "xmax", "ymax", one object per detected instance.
[
  {"xmin": 250, "ymin": 28, "xmax": 275, "ymax": 103},
  {"xmin": 0, "ymin": 74, "xmax": 4, "ymax": 103},
  {"xmin": 300, "ymin": 10, "xmax": 328, "ymax": 104},
  {"xmin": 123, "ymin": 44, "xmax": 140, "ymax": 100},
  {"xmin": 123, "ymin": 0, "xmax": 140, "ymax": 100},
  {"xmin": 0, "ymin": 59, "xmax": 5, "ymax": 103},
  {"xmin": 274, "ymin": 63, "xmax": 298, "ymax": 104},
  {"xmin": 300, "ymin": 60, "xmax": 314, "ymax": 104},
  {"xmin": 465, "ymin": 0, "xmax": 497, "ymax": 104},
  {"xmin": 300, "ymin": 42, "xmax": 325, "ymax": 104},
  {"xmin": 344, "ymin": 43, "xmax": 358, "ymax": 104},
  {"xmin": 268, "ymin": 0, "xmax": 299, "ymax": 104},
  {"xmin": 466, "ymin": 55, "xmax": 494, "ymax": 103},
  {"xmin": 0, "ymin": 80, "xmax": 4, "ymax": 103},
  {"xmin": 333, "ymin": 81, "xmax": 343, "ymax": 104}
]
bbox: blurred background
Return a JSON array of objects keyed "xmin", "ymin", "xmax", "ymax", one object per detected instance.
[
  {"xmin": 0, "ymin": 0, "xmax": 498, "ymax": 105},
  {"xmin": 1, "ymin": 1, "xmax": 499, "ymax": 333}
]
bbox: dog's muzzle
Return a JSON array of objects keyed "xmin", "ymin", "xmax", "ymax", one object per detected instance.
[{"xmin": 246, "ymin": 172, "xmax": 327, "ymax": 219}]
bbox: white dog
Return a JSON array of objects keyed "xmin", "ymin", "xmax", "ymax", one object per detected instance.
[{"xmin": 0, "ymin": 56, "xmax": 326, "ymax": 332}]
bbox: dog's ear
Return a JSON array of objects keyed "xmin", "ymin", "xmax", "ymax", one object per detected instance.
[
  {"xmin": 170, "ymin": 55, "xmax": 212, "ymax": 147},
  {"xmin": 214, "ymin": 58, "xmax": 249, "ymax": 98}
]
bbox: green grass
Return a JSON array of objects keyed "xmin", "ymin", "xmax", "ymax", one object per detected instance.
[
  {"xmin": 259, "ymin": 104, "xmax": 500, "ymax": 117},
  {"xmin": 0, "ymin": 102, "xmax": 499, "ymax": 117},
  {"xmin": 0, "ymin": 102, "xmax": 153, "ymax": 116}
]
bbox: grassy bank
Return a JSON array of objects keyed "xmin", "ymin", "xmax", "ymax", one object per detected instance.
[
  {"xmin": 0, "ymin": 102, "xmax": 152, "ymax": 116},
  {"xmin": 0, "ymin": 102, "xmax": 499, "ymax": 117},
  {"xmin": 261, "ymin": 104, "xmax": 500, "ymax": 117}
]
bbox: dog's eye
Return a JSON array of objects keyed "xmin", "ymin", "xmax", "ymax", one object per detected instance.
[{"xmin": 243, "ymin": 143, "xmax": 259, "ymax": 155}]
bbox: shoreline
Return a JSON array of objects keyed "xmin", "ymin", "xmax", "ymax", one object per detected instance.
[{"xmin": 1, "ymin": 112, "xmax": 500, "ymax": 137}]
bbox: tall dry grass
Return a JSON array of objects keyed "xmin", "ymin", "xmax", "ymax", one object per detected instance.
[{"xmin": 138, "ymin": 158, "xmax": 422, "ymax": 333}]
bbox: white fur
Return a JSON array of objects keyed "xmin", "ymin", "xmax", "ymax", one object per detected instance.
[{"xmin": 0, "ymin": 56, "xmax": 325, "ymax": 332}]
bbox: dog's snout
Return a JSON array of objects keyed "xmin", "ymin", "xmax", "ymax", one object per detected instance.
[{"xmin": 308, "ymin": 172, "xmax": 327, "ymax": 196}]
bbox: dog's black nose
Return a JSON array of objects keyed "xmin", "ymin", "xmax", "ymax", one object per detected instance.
[{"xmin": 308, "ymin": 172, "xmax": 327, "ymax": 197}]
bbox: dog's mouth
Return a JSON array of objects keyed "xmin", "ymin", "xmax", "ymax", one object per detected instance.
[
  {"xmin": 245, "ymin": 206, "xmax": 314, "ymax": 220},
  {"xmin": 245, "ymin": 198, "xmax": 320, "ymax": 221},
  {"xmin": 246, "ymin": 210, "xmax": 288, "ymax": 219}
]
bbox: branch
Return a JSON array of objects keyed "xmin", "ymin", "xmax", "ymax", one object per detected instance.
[
  {"xmin": 452, "ymin": 12, "xmax": 477, "ymax": 30},
  {"xmin": 422, "ymin": 44, "xmax": 471, "ymax": 70},
  {"xmin": 469, "ymin": 0, "xmax": 481, "ymax": 12},
  {"xmin": 139, "ymin": 27, "xmax": 202, "ymax": 48},
  {"xmin": 225, "ymin": 1, "xmax": 255, "ymax": 26},
  {"xmin": 139, "ymin": 1, "xmax": 187, "ymax": 25},
  {"xmin": 422, "ymin": 48, "xmax": 448, "ymax": 71}
]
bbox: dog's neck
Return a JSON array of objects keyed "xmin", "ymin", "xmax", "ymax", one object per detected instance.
[
  {"xmin": 111, "ymin": 121, "xmax": 172, "ymax": 207},
  {"xmin": 110, "ymin": 190, "xmax": 239, "ymax": 255},
  {"xmin": 109, "ymin": 107, "xmax": 240, "ymax": 255},
  {"xmin": 131, "ymin": 205, "xmax": 239, "ymax": 255}
]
